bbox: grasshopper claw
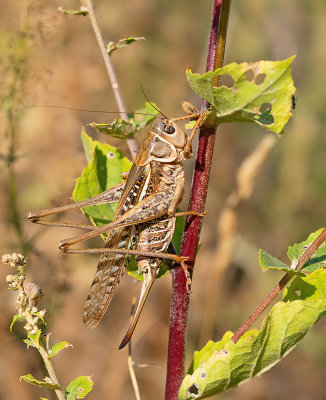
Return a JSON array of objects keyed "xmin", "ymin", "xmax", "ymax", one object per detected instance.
[
  {"xmin": 27, "ymin": 211, "xmax": 39, "ymax": 223},
  {"xmin": 58, "ymin": 240, "xmax": 69, "ymax": 251}
]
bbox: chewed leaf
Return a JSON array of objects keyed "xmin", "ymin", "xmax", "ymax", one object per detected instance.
[
  {"xmin": 73, "ymin": 130, "xmax": 132, "ymax": 227},
  {"xmin": 283, "ymin": 269, "xmax": 326, "ymax": 301},
  {"xmin": 107, "ymin": 36, "xmax": 145, "ymax": 55},
  {"xmin": 89, "ymin": 120, "xmax": 136, "ymax": 139},
  {"xmin": 90, "ymin": 102, "xmax": 159, "ymax": 139},
  {"xmin": 259, "ymin": 249, "xmax": 305, "ymax": 276},
  {"xmin": 187, "ymin": 332, "xmax": 233, "ymax": 375},
  {"xmin": 20, "ymin": 374, "xmax": 60, "ymax": 389},
  {"xmin": 65, "ymin": 376, "xmax": 93, "ymax": 399},
  {"xmin": 287, "ymin": 228, "xmax": 326, "ymax": 271},
  {"xmin": 186, "ymin": 56, "xmax": 296, "ymax": 133},
  {"xmin": 179, "ymin": 300, "xmax": 326, "ymax": 399}
]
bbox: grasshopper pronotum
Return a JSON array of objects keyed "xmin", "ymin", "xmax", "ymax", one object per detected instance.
[{"xmin": 28, "ymin": 103, "xmax": 207, "ymax": 348}]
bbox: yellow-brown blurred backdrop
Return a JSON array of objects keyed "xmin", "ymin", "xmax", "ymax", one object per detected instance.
[{"xmin": 1, "ymin": 0, "xmax": 325, "ymax": 399}]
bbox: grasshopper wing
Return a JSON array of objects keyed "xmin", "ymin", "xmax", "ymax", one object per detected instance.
[{"xmin": 83, "ymin": 164, "xmax": 150, "ymax": 328}]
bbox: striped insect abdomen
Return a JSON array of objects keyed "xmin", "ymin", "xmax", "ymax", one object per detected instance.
[{"xmin": 136, "ymin": 216, "xmax": 175, "ymax": 272}]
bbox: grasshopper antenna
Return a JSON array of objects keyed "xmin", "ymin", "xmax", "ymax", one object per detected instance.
[
  {"xmin": 16, "ymin": 105, "xmax": 158, "ymax": 117},
  {"xmin": 140, "ymin": 86, "xmax": 170, "ymax": 120}
]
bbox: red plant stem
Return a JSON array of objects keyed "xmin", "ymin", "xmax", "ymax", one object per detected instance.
[
  {"xmin": 165, "ymin": 1, "xmax": 231, "ymax": 398},
  {"xmin": 232, "ymin": 227, "xmax": 326, "ymax": 343}
]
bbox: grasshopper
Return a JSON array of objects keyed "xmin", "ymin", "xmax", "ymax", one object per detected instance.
[{"xmin": 27, "ymin": 102, "xmax": 206, "ymax": 349}]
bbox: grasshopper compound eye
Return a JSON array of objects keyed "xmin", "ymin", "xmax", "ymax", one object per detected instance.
[{"xmin": 164, "ymin": 124, "xmax": 176, "ymax": 134}]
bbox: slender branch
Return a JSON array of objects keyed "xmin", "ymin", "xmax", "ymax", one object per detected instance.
[
  {"xmin": 38, "ymin": 344, "xmax": 65, "ymax": 400},
  {"xmin": 231, "ymin": 227, "xmax": 326, "ymax": 343},
  {"xmin": 127, "ymin": 296, "xmax": 141, "ymax": 400},
  {"xmin": 164, "ymin": 1, "xmax": 231, "ymax": 399},
  {"xmin": 84, "ymin": 0, "xmax": 138, "ymax": 160}
]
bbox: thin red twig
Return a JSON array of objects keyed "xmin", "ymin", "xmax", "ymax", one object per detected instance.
[
  {"xmin": 164, "ymin": 1, "xmax": 231, "ymax": 398},
  {"xmin": 231, "ymin": 227, "xmax": 326, "ymax": 343}
]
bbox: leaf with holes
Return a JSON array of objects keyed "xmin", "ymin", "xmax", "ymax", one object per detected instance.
[
  {"xmin": 179, "ymin": 300, "xmax": 326, "ymax": 399},
  {"xmin": 283, "ymin": 269, "xmax": 326, "ymax": 301},
  {"xmin": 73, "ymin": 130, "xmax": 132, "ymax": 227},
  {"xmin": 89, "ymin": 102, "xmax": 159, "ymax": 139},
  {"xmin": 65, "ymin": 376, "xmax": 93, "ymax": 399},
  {"xmin": 187, "ymin": 56, "xmax": 296, "ymax": 133}
]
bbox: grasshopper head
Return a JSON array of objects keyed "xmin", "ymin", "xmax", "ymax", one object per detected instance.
[
  {"xmin": 154, "ymin": 118, "xmax": 187, "ymax": 149},
  {"xmin": 135, "ymin": 118, "xmax": 188, "ymax": 166}
]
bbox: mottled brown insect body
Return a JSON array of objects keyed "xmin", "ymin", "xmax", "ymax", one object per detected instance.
[{"xmin": 27, "ymin": 104, "xmax": 206, "ymax": 348}]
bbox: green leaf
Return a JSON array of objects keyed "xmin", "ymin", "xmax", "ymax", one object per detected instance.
[
  {"xmin": 81, "ymin": 128, "xmax": 95, "ymax": 163},
  {"xmin": 20, "ymin": 374, "xmax": 60, "ymax": 390},
  {"xmin": 133, "ymin": 102, "xmax": 160, "ymax": 128},
  {"xmin": 73, "ymin": 131, "xmax": 132, "ymax": 227},
  {"xmin": 179, "ymin": 300, "xmax": 326, "ymax": 399},
  {"xmin": 186, "ymin": 56, "xmax": 296, "ymax": 134},
  {"xmin": 23, "ymin": 330, "xmax": 42, "ymax": 348},
  {"xmin": 107, "ymin": 36, "xmax": 145, "ymax": 55},
  {"xmin": 89, "ymin": 102, "xmax": 159, "ymax": 139},
  {"xmin": 89, "ymin": 120, "xmax": 136, "ymax": 139},
  {"xmin": 258, "ymin": 229, "xmax": 326, "ymax": 276},
  {"xmin": 10, "ymin": 313, "xmax": 24, "ymax": 332},
  {"xmin": 65, "ymin": 376, "xmax": 93, "ymax": 399},
  {"xmin": 48, "ymin": 341, "xmax": 72, "ymax": 358},
  {"xmin": 259, "ymin": 249, "xmax": 305, "ymax": 276},
  {"xmin": 287, "ymin": 228, "xmax": 326, "ymax": 272},
  {"xmin": 58, "ymin": 6, "xmax": 88, "ymax": 16},
  {"xmin": 187, "ymin": 332, "xmax": 234, "ymax": 375},
  {"xmin": 32, "ymin": 311, "xmax": 46, "ymax": 324},
  {"xmin": 283, "ymin": 269, "xmax": 326, "ymax": 301}
]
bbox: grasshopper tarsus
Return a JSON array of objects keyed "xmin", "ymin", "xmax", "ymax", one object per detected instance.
[
  {"xmin": 27, "ymin": 211, "xmax": 39, "ymax": 223},
  {"xmin": 58, "ymin": 240, "xmax": 69, "ymax": 252},
  {"xmin": 178, "ymin": 256, "xmax": 192, "ymax": 293},
  {"xmin": 201, "ymin": 210, "xmax": 211, "ymax": 217}
]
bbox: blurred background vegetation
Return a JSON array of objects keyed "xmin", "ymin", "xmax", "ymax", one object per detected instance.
[{"xmin": 0, "ymin": 0, "xmax": 325, "ymax": 399}]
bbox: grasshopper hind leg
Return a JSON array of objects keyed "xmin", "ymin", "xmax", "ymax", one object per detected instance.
[{"xmin": 119, "ymin": 266, "xmax": 157, "ymax": 349}]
